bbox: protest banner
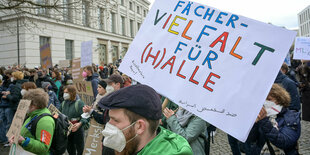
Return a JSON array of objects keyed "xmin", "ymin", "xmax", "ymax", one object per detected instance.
[
  {"xmin": 293, "ymin": 37, "xmax": 310, "ymax": 60},
  {"xmin": 59, "ymin": 60, "xmax": 71, "ymax": 68},
  {"xmin": 81, "ymin": 40, "xmax": 93, "ymax": 68},
  {"xmin": 118, "ymin": 0, "xmax": 297, "ymax": 142},
  {"xmin": 72, "ymin": 58, "xmax": 83, "ymax": 80},
  {"xmin": 74, "ymin": 80, "xmax": 94, "ymax": 106},
  {"xmin": 83, "ymin": 119, "xmax": 104, "ymax": 155},
  {"xmin": 6, "ymin": 100, "xmax": 31, "ymax": 144},
  {"xmin": 40, "ymin": 42, "xmax": 53, "ymax": 69},
  {"xmin": 9, "ymin": 144, "xmax": 35, "ymax": 155}
]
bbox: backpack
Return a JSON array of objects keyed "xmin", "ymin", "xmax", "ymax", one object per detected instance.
[{"xmin": 27, "ymin": 113, "xmax": 70, "ymax": 155}]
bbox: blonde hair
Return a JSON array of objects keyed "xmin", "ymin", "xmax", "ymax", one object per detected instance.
[{"xmin": 12, "ymin": 71, "xmax": 24, "ymax": 80}]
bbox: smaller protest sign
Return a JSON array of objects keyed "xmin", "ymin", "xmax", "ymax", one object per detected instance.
[
  {"xmin": 6, "ymin": 100, "xmax": 31, "ymax": 144},
  {"xmin": 293, "ymin": 37, "xmax": 310, "ymax": 60},
  {"xmin": 40, "ymin": 42, "xmax": 53, "ymax": 69},
  {"xmin": 72, "ymin": 58, "xmax": 83, "ymax": 80},
  {"xmin": 74, "ymin": 80, "xmax": 94, "ymax": 106},
  {"xmin": 83, "ymin": 119, "xmax": 104, "ymax": 155},
  {"xmin": 81, "ymin": 40, "xmax": 93, "ymax": 68},
  {"xmin": 48, "ymin": 104, "xmax": 73, "ymax": 135},
  {"xmin": 59, "ymin": 60, "xmax": 71, "ymax": 68}
]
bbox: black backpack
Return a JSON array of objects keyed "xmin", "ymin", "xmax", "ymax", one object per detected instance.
[{"xmin": 27, "ymin": 113, "xmax": 70, "ymax": 155}]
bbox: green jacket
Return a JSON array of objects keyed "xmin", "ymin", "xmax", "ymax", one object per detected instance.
[
  {"xmin": 59, "ymin": 99, "xmax": 88, "ymax": 126},
  {"xmin": 138, "ymin": 126, "xmax": 193, "ymax": 155},
  {"xmin": 20, "ymin": 108, "xmax": 55, "ymax": 155},
  {"xmin": 167, "ymin": 115, "xmax": 206, "ymax": 155}
]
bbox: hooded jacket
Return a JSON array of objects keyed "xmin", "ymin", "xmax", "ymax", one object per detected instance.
[
  {"xmin": 137, "ymin": 126, "xmax": 193, "ymax": 155},
  {"xmin": 275, "ymin": 72, "xmax": 300, "ymax": 111},
  {"xmin": 86, "ymin": 73, "xmax": 99, "ymax": 97},
  {"xmin": 20, "ymin": 108, "xmax": 55, "ymax": 155},
  {"xmin": 6, "ymin": 79, "xmax": 28, "ymax": 110},
  {"xmin": 246, "ymin": 108, "xmax": 301, "ymax": 155}
]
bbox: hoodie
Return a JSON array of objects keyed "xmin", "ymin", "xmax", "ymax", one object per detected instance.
[{"xmin": 86, "ymin": 73, "xmax": 99, "ymax": 97}]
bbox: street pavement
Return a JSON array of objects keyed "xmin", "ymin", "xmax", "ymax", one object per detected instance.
[{"xmin": 1, "ymin": 120, "xmax": 310, "ymax": 155}]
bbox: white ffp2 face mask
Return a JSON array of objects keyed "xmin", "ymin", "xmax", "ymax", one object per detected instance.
[
  {"xmin": 102, "ymin": 122, "xmax": 137, "ymax": 152},
  {"xmin": 264, "ymin": 100, "xmax": 283, "ymax": 117},
  {"xmin": 63, "ymin": 93, "xmax": 70, "ymax": 100},
  {"xmin": 105, "ymin": 85, "xmax": 115, "ymax": 94},
  {"xmin": 21, "ymin": 89, "xmax": 27, "ymax": 96}
]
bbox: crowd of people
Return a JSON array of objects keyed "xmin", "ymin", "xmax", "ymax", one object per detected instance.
[{"xmin": 0, "ymin": 59, "xmax": 309, "ymax": 155}]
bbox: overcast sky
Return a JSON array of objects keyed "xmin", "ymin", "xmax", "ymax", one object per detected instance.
[{"xmin": 148, "ymin": 0, "xmax": 309, "ymax": 30}]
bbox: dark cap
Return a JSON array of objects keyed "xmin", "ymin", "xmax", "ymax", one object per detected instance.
[
  {"xmin": 98, "ymin": 84, "xmax": 162, "ymax": 120},
  {"xmin": 98, "ymin": 80, "xmax": 107, "ymax": 89},
  {"xmin": 104, "ymin": 74, "xmax": 124, "ymax": 86}
]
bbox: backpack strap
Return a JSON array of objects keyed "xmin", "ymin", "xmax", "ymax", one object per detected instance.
[
  {"xmin": 75, "ymin": 99, "xmax": 80, "ymax": 113},
  {"xmin": 28, "ymin": 113, "xmax": 52, "ymax": 138},
  {"xmin": 61, "ymin": 101, "xmax": 65, "ymax": 110}
]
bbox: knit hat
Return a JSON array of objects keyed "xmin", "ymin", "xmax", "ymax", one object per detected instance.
[
  {"xmin": 98, "ymin": 80, "xmax": 107, "ymax": 89},
  {"xmin": 42, "ymin": 82, "xmax": 50, "ymax": 89}
]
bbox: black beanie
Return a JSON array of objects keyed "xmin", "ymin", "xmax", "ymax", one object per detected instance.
[{"xmin": 98, "ymin": 80, "xmax": 107, "ymax": 89}]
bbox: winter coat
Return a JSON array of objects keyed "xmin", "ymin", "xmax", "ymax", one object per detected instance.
[
  {"xmin": 137, "ymin": 127, "xmax": 193, "ymax": 155},
  {"xmin": 36, "ymin": 76, "xmax": 58, "ymax": 93},
  {"xmin": 246, "ymin": 108, "xmax": 301, "ymax": 155},
  {"xmin": 275, "ymin": 72, "xmax": 300, "ymax": 111},
  {"xmin": 47, "ymin": 91, "xmax": 60, "ymax": 109},
  {"xmin": 6, "ymin": 79, "xmax": 28, "ymax": 110},
  {"xmin": 59, "ymin": 99, "xmax": 88, "ymax": 127},
  {"xmin": 0, "ymin": 86, "xmax": 10, "ymax": 108},
  {"xmin": 166, "ymin": 115, "xmax": 206, "ymax": 155},
  {"xmin": 85, "ymin": 73, "xmax": 99, "ymax": 97},
  {"xmin": 20, "ymin": 108, "xmax": 55, "ymax": 155}
]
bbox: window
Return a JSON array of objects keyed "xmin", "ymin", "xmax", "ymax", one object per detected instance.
[
  {"xmin": 65, "ymin": 40, "xmax": 74, "ymax": 60},
  {"xmin": 137, "ymin": 22, "xmax": 141, "ymax": 31},
  {"xmin": 63, "ymin": 0, "xmax": 72, "ymax": 22},
  {"xmin": 98, "ymin": 7, "xmax": 104, "ymax": 30},
  {"xmin": 37, "ymin": 0, "xmax": 49, "ymax": 16},
  {"xmin": 111, "ymin": 12, "xmax": 116, "ymax": 33},
  {"xmin": 144, "ymin": 10, "xmax": 147, "ymax": 17},
  {"xmin": 40, "ymin": 36, "xmax": 50, "ymax": 48},
  {"xmin": 112, "ymin": 45, "xmax": 118, "ymax": 63},
  {"xmin": 137, "ymin": 6, "xmax": 140, "ymax": 14},
  {"xmin": 121, "ymin": 0, "xmax": 124, "ymax": 6},
  {"xmin": 121, "ymin": 16, "xmax": 126, "ymax": 35},
  {"xmin": 130, "ymin": 20, "xmax": 134, "ymax": 37},
  {"xmin": 82, "ymin": 0, "xmax": 90, "ymax": 27},
  {"xmin": 99, "ymin": 44, "xmax": 106, "ymax": 64},
  {"xmin": 121, "ymin": 47, "xmax": 127, "ymax": 59},
  {"xmin": 129, "ymin": 2, "xmax": 133, "ymax": 11}
]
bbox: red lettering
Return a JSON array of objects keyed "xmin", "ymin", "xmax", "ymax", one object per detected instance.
[
  {"xmin": 189, "ymin": 66, "xmax": 199, "ymax": 85},
  {"xmin": 163, "ymin": 14, "xmax": 172, "ymax": 29},
  {"xmin": 203, "ymin": 72, "xmax": 221, "ymax": 92},
  {"xmin": 161, "ymin": 56, "xmax": 176, "ymax": 74},
  {"xmin": 145, "ymin": 48, "xmax": 160, "ymax": 65},
  {"xmin": 176, "ymin": 60, "xmax": 186, "ymax": 79},
  {"xmin": 209, "ymin": 32, "xmax": 228, "ymax": 52}
]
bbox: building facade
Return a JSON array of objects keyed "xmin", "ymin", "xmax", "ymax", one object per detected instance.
[
  {"xmin": 298, "ymin": 5, "xmax": 310, "ymax": 37},
  {"xmin": 0, "ymin": 0, "xmax": 150, "ymax": 68}
]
